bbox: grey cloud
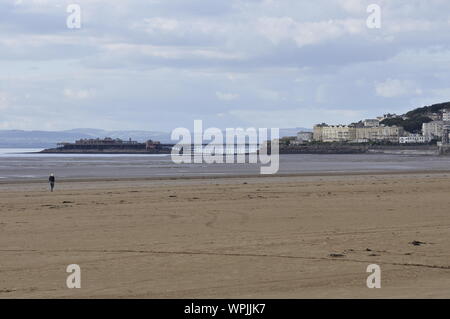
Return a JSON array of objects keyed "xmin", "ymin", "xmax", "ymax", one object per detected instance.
[{"xmin": 2, "ymin": 0, "xmax": 450, "ymax": 131}]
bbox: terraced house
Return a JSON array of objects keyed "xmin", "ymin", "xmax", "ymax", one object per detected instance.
[{"xmin": 313, "ymin": 123, "xmax": 404, "ymax": 143}]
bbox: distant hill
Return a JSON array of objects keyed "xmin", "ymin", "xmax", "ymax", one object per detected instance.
[
  {"xmin": 381, "ymin": 101, "xmax": 450, "ymax": 133},
  {"xmin": 0, "ymin": 127, "xmax": 310, "ymax": 148}
]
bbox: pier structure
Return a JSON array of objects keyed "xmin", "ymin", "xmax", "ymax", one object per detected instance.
[
  {"xmin": 47, "ymin": 138, "xmax": 260, "ymax": 155},
  {"xmin": 52, "ymin": 138, "xmax": 169, "ymax": 153}
]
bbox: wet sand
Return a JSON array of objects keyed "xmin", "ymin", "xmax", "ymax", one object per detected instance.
[
  {"xmin": 3, "ymin": 153, "xmax": 450, "ymax": 181},
  {"xmin": 1, "ymin": 172, "xmax": 450, "ymax": 298}
]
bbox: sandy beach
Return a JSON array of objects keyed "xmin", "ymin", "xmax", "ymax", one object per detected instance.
[{"xmin": 1, "ymin": 172, "xmax": 449, "ymax": 298}]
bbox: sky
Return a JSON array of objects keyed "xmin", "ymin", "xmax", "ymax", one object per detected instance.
[{"xmin": 1, "ymin": 0, "xmax": 450, "ymax": 131}]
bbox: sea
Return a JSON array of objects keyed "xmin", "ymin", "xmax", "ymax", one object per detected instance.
[{"xmin": 1, "ymin": 148, "xmax": 450, "ymax": 181}]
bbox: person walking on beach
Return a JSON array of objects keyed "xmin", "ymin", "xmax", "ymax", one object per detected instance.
[{"xmin": 49, "ymin": 173, "xmax": 55, "ymax": 192}]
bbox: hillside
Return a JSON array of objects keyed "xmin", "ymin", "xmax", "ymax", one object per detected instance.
[
  {"xmin": 381, "ymin": 101, "xmax": 450, "ymax": 133},
  {"xmin": 405, "ymin": 101, "xmax": 450, "ymax": 118}
]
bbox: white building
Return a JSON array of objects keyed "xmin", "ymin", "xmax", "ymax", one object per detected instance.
[
  {"xmin": 399, "ymin": 134, "xmax": 427, "ymax": 144},
  {"xmin": 422, "ymin": 121, "xmax": 444, "ymax": 141},
  {"xmin": 313, "ymin": 125, "xmax": 356, "ymax": 142},
  {"xmin": 355, "ymin": 125, "xmax": 404, "ymax": 143},
  {"xmin": 443, "ymin": 109, "xmax": 450, "ymax": 122},
  {"xmin": 296, "ymin": 131, "xmax": 313, "ymax": 143},
  {"xmin": 313, "ymin": 124, "xmax": 404, "ymax": 143},
  {"xmin": 378, "ymin": 113, "xmax": 400, "ymax": 121},
  {"xmin": 363, "ymin": 119, "xmax": 380, "ymax": 127}
]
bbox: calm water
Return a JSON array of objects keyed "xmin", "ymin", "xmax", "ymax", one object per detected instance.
[{"xmin": 0, "ymin": 148, "xmax": 450, "ymax": 180}]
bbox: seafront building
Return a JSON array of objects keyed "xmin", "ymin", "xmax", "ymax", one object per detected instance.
[
  {"xmin": 355, "ymin": 126, "xmax": 404, "ymax": 143},
  {"xmin": 443, "ymin": 125, "xmax": 450, "ymax": 145},
  {"xmin": 312, "ymin": 124, "xmax": 325, "ymax": 142},
  {"xmin": 399, "ymin": 134, "xmax": 427, "ymax": 144},
  {"xmin": 313, "ymin": 120, "xmax": 404, "ymax": 143},
  {"xmin": 422, "ymin": 121, "xmax": 445, "ymax": 141},
  {"xmin": 311, "ymin": 108, "xmax": 450, "ymax": 144},
  {"xmin": 313, "ymin": 125, "xmax": 356, "ymax": 142}
]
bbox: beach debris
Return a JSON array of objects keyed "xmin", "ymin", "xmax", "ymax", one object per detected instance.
[
  {"xmin": 243, "ymin": 182, "xmax": 248, "ymax": 184},
  {"xmin": 366, "ymin": 248, "xmax": 372, "ymax": 252},
  {"xmin": 329, "ymin": 253, "xmax": 345, "ymax": 258},
  {"xmin": 168, "ymin": 195, "xmax": 177, "ymax": 198},
  {"xmin": 62, "ymin": 201, "xmax": 73, "ymax": 204},
  {"xmin": 368, "ymin": 253, "xmax": 380, "ymax": 257},
  {"xmin": 410, "ymin": 240, "xmax": 426, "ymax": 246}
]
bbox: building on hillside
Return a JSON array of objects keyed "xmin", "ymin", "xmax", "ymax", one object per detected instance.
[
  {"xmin": 363, "ymin": 119, "xmax": 380, "ymax": 127},
  {"xmin": 296, "ymin": 131, "xmax": 313, "ymax": 144},
  {"xmin": 399, "ymin": 134, "xmax": 427, "ymax": 144},
  {"xmin": 428, "ymin": 113, "xmax": 442, "ymax": 121},
  {"xmin": 422, "ymin": 121, "xmax": 444, "ymax": 141},
  {"xmin": 443, "ymin": 109, "xmax": 450, "ymax": 122},
  {"xmin": 379, "ymin": 113, "xmax": 400, "ymax": 121}
]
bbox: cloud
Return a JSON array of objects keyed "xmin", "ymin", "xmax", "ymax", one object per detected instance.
[
  {"xmin": 140, "ymin": 18, "xmax": 180, "ymax": 33},
  {"xmin": 375, "ymin": 79, "xmax": 421, "ymax": 98},
  {"xmin": 63, "ymin": 88, "xmax": 95, "ymax": 100},
  {"xmin": 216, "ymin": 91, "xmax": 239, "ymax": 101},
  {"xmin": 257, "ymin": 17, "xmax": 365, "ymax": 47},
  {"xmin": 257, "ymin": 90, "xmax": 281, "ymax": 101},
  {"xmin": 336, "ymin": 0, "xmax": 367, "ymax": 14},
  {"xmin": 1, "ymin": 0, "xmax": 450, "ymax": 130},
  {"xmin": 0, "ymin": 92, "xmax": 9, "ymax": 110}
]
